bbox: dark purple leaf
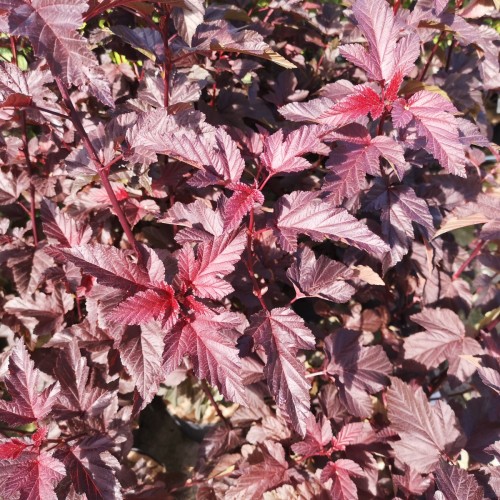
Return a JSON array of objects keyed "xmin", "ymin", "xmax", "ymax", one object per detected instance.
[
  {"xmin": 435, "ymin": 460, "xmax": 484, "ymax": 500},
  {"xmin": 247, "ymin": 307, "xmax": 315, "ymax": 435},
  {"xmin": 387, "ymin": 377, "xmax": 465, "ymax": 473}
]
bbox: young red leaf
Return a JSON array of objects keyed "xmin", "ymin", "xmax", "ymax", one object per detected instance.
[
  {"xmin": 292, "ymin": 414, "xmax": 333, "ymax": 458},
  {"xmin": 279, "ymin": 84, "xmax": 384, "ymax": 126},
  {"xmin": 164, "ymin": 311, "xmax": 248, "ymax": 405},
  {"xmin": 0, "ymin": 449, "xmax": 65, "ymax": 500},
  {"xmin": 287, "ymin": 246, "xmax": 356, "ymax": 303},
  {"xmin": 222, "ymin": 184, "xmax": 264, "ymax": 231},
  {"xmin": 0, "ymin": 340, "xmax": 59, "ymax": 426},
  {"xmin": 321, "ymin": 459, "xmax": 364, "ymax": 500},
  {"xmin": 405, "ymin": 308, "xmax": 483, "ymax": 380},
  {"xmin": 274, "ymin": 191, "xmax": 389, "ymax": 258},
  {"xmin": 259, "ymin": 125, "xmax": 325, "ymax": 175},
  {"xmin": 247, "ymin": 307, "xmax": 315, "ymax": 435},
  {"xmin": 0, "ymin": 438, "xmax": 29, "ymax": 460},
  {"xmin": 435, "ymin": 460, "xmax": 484, "ymax": 500},
  {"xmin": 177, "ymin": 230, "xmax": 246, "ymax": 300},
  {"xmin": 392, "ymin": 91, "xmax": 466, "ymax": 176},
  {"xmin": 387, "ymin": 377, "xmax": 465, "ymax": 473},
  {"xmin": 109, "ymin": 284, "xmax": 179, "ymax": 328}
]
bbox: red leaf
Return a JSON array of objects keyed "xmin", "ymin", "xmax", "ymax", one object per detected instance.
[
  {"xmin": 247, "ymin": 307, "xmax": 315, "ymax": 435},
  {"xmin": 325, "ymin": 329, "xmax": 391, "ymax": 418},
  {"xmin": 5, "ymin": 0, "xmax": 112, "ymax": 105},
  {"xmin": 405, "ymin": 308, "xmax": 482, "ymax": 380},
  {"xmin": 292, "ymin": 414, "xmax": 333, "ymax": 458},
  {"xmin": 287, "ymin": 246, "xmax": 356, "ymax": 303},
  {"xmin": 222, "ymin": 184, "xmax": 264, "ymax": 231},
  {"xmin": 392, "ymin": 91, "xmax": 466, "ymax": 176},
  {"xmin": 118, "ymin": 324, "xmax": 165, "ymax": 407},
  {"xmin": 321, "ymin": 459, "xmax": 364, "ymax": 500},
  {"xmin": 387, "ymin": 377, "xmax": 465, "ymax": 473},
  {"xmin": 274, "ymin": 191, "xmax": 389, "ymax": 258},
  {"xmin": 41, "ymin": 199, "xmax": 92, "ymax": 248},
  {"xmin": 226, "ymin": 441, "xmax": 289, "ymax": 499},
  {"xmin": 0, "ymin": 340, "xmax": 60, "ymax": 426},
  {"xmin": 58, "ymin": 436, "xmax": 121, "ymax": 500},
  {"xmin": 59, "ymin": 244, "xmax": 152, "ymax": 293},
  {"xmin": 324, "ymin": 134, "xmax": 407, "ymax": 205},
  {"xmin": 164, "ymin": 311, "xmax": 248, "ymax": 405},
  {"xmin": 54, "ymin": 341, "xmax": 116, "ymax": 419},
  {"xmin": 393, "ymin": 464, "xmax": 431, "ymax": 497},
  {"xmin": 109, "ymin": 284, "xmax": 179, "ymax": 328},
  {"xmin": 0, "ymin": 449, "xmax": 65, "ymax": 500},
  {"xmin": 260, "ymin": 125, "xmax": 325, "ymax": 174},
  {"xmin": 435, "ymin": 460, "xmax": 484, "ymax": 500},
  {"xmin": 177, "ymin": 230, "xmax": 246, "ymax": 300}
]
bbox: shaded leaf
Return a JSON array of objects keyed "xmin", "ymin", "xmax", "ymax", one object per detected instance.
[
  {"xmin": 287, "ymin": 246, "xmax": 356, "ymax": 303},
  {"xmin": 387, "ymin": 377, "xmax": 465, "ymax": 473},
  {"xmin": 435, "ymin": 460, "xmax": 483, "ymax": 500}
]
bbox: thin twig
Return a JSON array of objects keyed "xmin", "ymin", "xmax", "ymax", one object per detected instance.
[
  {"xmin": 20, "ymin": 112, "xmax": 39, "ymax": 246},
  {"xmin": 419, "ymin": 32, "xmax": 445, "ymax": 81},
  {"xmin": 246, "ymin": 208, "xmax": 268, "ymax": 311},
  {"xmin": 199, "ymin": 379, "xmax": 232, "ymax": 429},
  {"xmin": 452, "ymin": 240, "xmax": 486, "ymax": 281},
  {"xmin": 54, "ymin": 77, "xmax": 142, "ymax": 262}
]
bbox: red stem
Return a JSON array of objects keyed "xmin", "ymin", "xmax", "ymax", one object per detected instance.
[
  {"xmin": 10, "ymin": 36, "xmax": 17, "ymax": 62},
  {"xmin": 199, "ymin": 379, "xmax": 232, "ymax": 429},
  {"xmin": 419, "ymin": 32, "xmax": 445, "ymax": 81},
  {"xmin": 160, "ymin": 7, "xmax": 172, "ymax": 108},
  {"xmin": 20, "ymin": 112, "xmax": 39, "ymax": 246},
  {"xmin": 452, "ymin": 240, "xmax": 486, "ymax": 281},
  {"xmin": 54, "ymin": 77, "xmax": 142, "ymax": 261},
  {"xmin": 246, "ymin": 208, "xmax": 268, "ymax": 311}
]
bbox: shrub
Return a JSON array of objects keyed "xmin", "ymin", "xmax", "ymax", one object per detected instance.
[{"xmin": 0, "ymin": 0, "xmax": 499, "ymax": 497}]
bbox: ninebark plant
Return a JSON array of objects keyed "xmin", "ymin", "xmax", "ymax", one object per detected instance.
[{"xmin": 0, "ymin": 0, "xmax": 499, "ymax": 498}]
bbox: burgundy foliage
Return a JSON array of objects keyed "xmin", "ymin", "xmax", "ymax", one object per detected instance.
[{"xmin": 0, "ymin": 0, "xmax": 499, "ymax": 498}]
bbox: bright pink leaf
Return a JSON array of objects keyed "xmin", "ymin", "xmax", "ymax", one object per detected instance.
[
  {"xmin": 0, "ymin": 450, "xmax": 65, "ymax": 500},
  {"xmin": 392, "ymin": 91, "xmax": 466, "ymax": 176}
]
